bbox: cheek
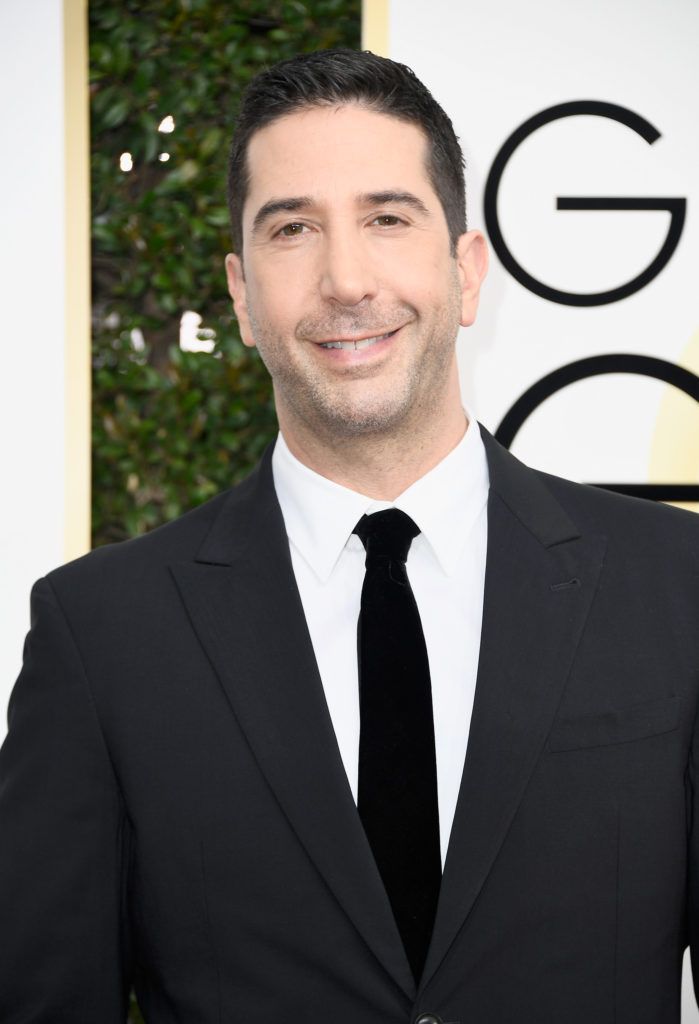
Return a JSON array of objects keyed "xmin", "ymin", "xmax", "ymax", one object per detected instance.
[
  {"xmin": 246, "ymin": 257, "xmax": 312, "ymax": 326},
  {"xmin": 245, "ymin": 279, "xmax": 293, "ymax": 334},
  {"xmin": 384, "ymin": 245, "xmax": 454, "ymax": 298},
  {"xmin": 404, "ymin": 274, "xmax": 457, "ymax": 318}
]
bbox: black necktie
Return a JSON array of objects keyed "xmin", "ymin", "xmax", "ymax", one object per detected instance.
[{"xmin": 353, "ymin": 508, "xmax": 441, "ymax": 983}]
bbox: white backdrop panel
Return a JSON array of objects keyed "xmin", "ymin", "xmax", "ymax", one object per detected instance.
[{"xmin": 390, "ymin": 0, "xmax": 699, "ymax": 488}]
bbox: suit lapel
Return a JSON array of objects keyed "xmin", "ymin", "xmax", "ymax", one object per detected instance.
[
  {"xmin": 419, "ymin": 427, "xmax": 607, "ymax": 992},
  {"xmin": 171, "ymin": 445, "xmax": 416, "ymax": 1001}
]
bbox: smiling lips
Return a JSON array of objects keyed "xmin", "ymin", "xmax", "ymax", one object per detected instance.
[{"xmin": 318, "ymin": 329, "xmax": 398, "ymax": 350}]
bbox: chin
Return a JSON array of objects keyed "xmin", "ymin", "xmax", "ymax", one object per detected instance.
[
  {"xmin": 282, "ymin": 370, "xmax": 432, "ymax": 441},
  {"xmin": 315, "ymin": 397, "xmax": 416, "ymax": 439}
]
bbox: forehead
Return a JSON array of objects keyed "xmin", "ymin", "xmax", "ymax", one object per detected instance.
[{"xmin": 243, "ymin": 104, "xmax": 433, "ymax": 216}]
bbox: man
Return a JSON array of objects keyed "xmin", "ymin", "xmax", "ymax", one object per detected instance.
[{"xmin": 1, "ymin": 48, "xmax": 698, "ymax": 1024}]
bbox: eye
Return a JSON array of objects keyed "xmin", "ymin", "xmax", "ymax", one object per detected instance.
[
  {"xmin": 371, "ymin": 214, "xmax": 403, "ymax": 227},
  {"xmin": 277, "ymin": 222, "xmax": 307, "ymax": 237}
]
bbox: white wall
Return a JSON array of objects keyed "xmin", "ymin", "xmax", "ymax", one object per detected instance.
[
  {"xmin": 0, "ymin": 0, "xmax": 88, "ymax": 741},
  {"xmin": 0, "ymin": 0, "xmax": 71, "ymax": 739}
]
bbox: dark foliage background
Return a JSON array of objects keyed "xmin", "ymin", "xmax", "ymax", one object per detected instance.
[
  {"xmin": 89, "ymin": 2, "xmax": 360, "ymax": 1018},
  {"xmin": 90, "ymin": 0, "xmax": 361, "ymax": 548}
]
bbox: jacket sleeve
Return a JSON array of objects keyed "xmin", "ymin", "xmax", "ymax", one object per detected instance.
[
  {"xmin": 0, "ymin": 576, "xmax": 133, "ymax": 1023},
  {"xmin": 688, "ymin": 692, "xmax": 699, "ymax": 1005}
]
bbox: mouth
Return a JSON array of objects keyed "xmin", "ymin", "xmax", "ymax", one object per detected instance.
[{"xmin": 317, "ymin": 329, "xmax": 398, "ymax": 351}]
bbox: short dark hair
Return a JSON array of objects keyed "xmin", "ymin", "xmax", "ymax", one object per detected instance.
[{"xmin": 227, "ymin": 48, "xmax": 467, "ymax": 256}]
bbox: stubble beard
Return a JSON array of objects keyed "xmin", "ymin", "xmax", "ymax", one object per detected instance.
[{"xmin": 247, "ymin": 287, "xmax": 462, "ymax": 446}]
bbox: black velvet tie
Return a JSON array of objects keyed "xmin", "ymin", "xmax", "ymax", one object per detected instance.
[{"xmin": 353, "ymin": 508, "xmax": 441, "ymax": 984}]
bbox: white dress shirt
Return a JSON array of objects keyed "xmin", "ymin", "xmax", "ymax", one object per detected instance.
[{"xmin": 272, "ymin": 416, "xmax": 490, "ymax": 869}]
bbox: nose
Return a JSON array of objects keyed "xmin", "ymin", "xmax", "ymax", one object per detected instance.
[{"xmin": 318, "ymin": 230, "xmax": 379, "ymax": 306}]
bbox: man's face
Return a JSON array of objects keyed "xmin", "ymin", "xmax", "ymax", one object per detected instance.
[{"xmin": 226, "ymin": 104, "xmax": 487, "ymax": 443}]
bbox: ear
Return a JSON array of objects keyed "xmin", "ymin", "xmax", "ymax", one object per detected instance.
[
  {"xmin": 225, "ymin": 253, "xmax": 256, "ymax": 348},
  {"xmin": 455, "ymin": 230, "xmax": 488, "ymax": 327}
]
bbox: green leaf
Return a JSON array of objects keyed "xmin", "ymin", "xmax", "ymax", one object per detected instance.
[{"xmin": 102, "ymin": 97, "xmax": 130, "ymax": 129}]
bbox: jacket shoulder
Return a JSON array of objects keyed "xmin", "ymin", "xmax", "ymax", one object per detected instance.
[
  {"xmin": 539, "ymin": 467, "xmax": 699, "ymax": 533},
  {"xmin": 481, "ymin": 425, "xmax": 699, "ymax": 555},
  {"xmin": 46, "ymin": 472, "xmax": 250, "ymax": 593}
]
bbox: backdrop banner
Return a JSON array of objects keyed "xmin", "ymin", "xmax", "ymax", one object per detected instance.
[{"xmin": 386, "ymin": 0, "xmax": 698, "ymax": 508}]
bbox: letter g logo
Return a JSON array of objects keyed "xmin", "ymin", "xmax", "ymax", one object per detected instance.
[{"xmin": 483, "ymin": 101, "xmax": 686, "ymax": 306}]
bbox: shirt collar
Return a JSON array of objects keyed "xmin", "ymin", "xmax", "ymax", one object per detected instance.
[{"xmin": 272, "ymin": 412, "xmax": 490, "ymax": 582}]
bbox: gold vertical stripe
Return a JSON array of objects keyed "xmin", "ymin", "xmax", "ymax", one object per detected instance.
[
  {"xmin": 62, "ymin": 0, "xmax": 91, "ymax": 560},
  {"xmin": 362, "ymin": 0, "xmax": 390, "ymax": 54}
]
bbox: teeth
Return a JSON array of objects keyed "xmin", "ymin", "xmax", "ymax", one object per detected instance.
[{"xmin": 320, "ymin": 332, "xmax": 391, "ymax": 350}]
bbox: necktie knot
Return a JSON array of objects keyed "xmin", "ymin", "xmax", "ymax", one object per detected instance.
[{"xmin": 353, "ymin": 508, "xmax": 420, "ymax": 564}]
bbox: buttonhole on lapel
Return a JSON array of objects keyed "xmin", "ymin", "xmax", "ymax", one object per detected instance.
[
  {"xmin": 550, "ymin": 577, "xmax": 580, "ymax": 592},
  {"xmin": 388, "ymin": 561, "xmax": 409, "ymax": 586}
]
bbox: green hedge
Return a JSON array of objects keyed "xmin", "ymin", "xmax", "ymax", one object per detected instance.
[
  {"xmin": 89, "ymin": 3, "xmax": 360, "ymax": 1019},
  {"xmin": 90, "ymin": 0, "xmax": 361, "ymax": 548}
]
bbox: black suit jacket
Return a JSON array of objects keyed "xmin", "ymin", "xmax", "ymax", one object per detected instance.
[{"xmin": 2, "ymin": 425, "xmax": 699, "ymax": 1023}]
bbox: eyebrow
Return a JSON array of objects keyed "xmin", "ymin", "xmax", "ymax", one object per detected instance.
[
  {"xmin": 251, "ymin": 190, "xmax": 431, "ymax": 235},
  {"xmin": 251, "ymin": 196, "xmax": 313, "ymax": 235},
  {"xmin": 359, "ymin": 190, "xmax": 430, "ymax": 216}
]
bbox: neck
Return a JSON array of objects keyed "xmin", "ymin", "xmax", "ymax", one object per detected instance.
[{"xmin": 278, "ymin": 389, "xmax": 469, "ymax": 501}]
